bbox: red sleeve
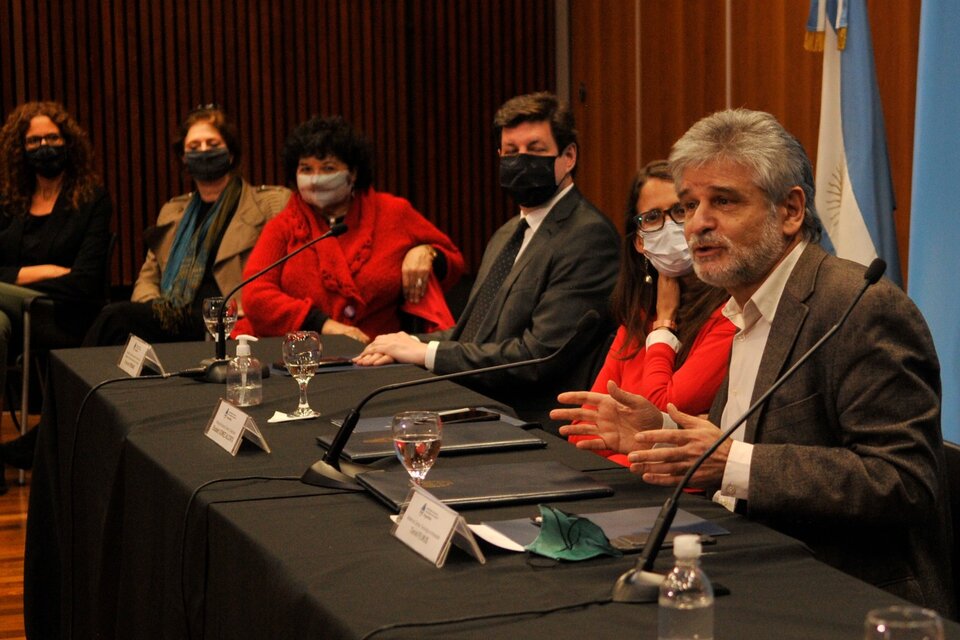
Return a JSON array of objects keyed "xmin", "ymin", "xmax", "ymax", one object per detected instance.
[
  {"xmin": 568, "ymin": 326, "xmax": 635, "ymax": 466},
  {"xmin": 239, "ymin": 212, "xmax": 314, "ymax": 336},
  {"xmin": 636, "ymin": 306, "xmax": 735, "ymax": 414},
  {"xmin": 390, "ymin": 196, "xmax": 466, "ymax": 290}
]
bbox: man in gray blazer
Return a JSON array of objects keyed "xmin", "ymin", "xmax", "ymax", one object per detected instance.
[
  {"xmin": 556, "ymin": 109, "xmax": 954, "ymax": 615},
  {"xmin": 356, "ymin": 92, "xmax": 619, "ymax": 426}
]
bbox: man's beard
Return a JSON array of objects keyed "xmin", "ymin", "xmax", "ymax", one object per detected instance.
[{"xmin": 688, "ymin": 213, "xmax": 787, "ymax": 291}]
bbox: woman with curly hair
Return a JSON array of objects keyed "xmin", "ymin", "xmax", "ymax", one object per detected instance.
[
  {"xmin": 234, "ymin": 115, "xmax": 464, "ymax": 343},
  {"xmin": 0, "ymin": 101, "xmax": 113, "ymax": 411}
]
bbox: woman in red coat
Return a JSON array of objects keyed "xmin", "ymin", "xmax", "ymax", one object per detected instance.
[
  {"xmin": 554, "ymin": 160, "xmax": 735, "ymax": 465},
  {"xmin": 235, "ymin": 116, "xmax": 464, "ymax": 342}
]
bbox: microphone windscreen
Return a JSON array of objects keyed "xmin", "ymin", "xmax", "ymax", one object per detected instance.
[
  {"xmin": 330, "ymin": 222, "xmax": 348, "ymax": 237},
  {"xmin": 864, "ymin": 258, "xmax": 886, "ymax": 284}
]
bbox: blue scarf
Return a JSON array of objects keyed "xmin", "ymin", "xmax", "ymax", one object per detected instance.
[{"xmin": 154, "ymin": 176, "xmax": 241, "ymax": 330}]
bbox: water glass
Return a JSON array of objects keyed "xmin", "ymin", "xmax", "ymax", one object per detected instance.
[
  {"xmin": 282, "ymin": 331, "xmax": 322, "ymax": 418},
  {"xmin": 864, "ymin": 605, "xmax": 944, "ymax": 640},
  {"xmin": 391, "ymin": 411, "xmax": 442, "ymax": 485},
  {"xmin": 202, "ymin": 296, "xmax": 238, "ymax": 341}
]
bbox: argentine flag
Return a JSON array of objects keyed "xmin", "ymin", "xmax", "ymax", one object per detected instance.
[
  {"xmin": 806, "ymin": 0, "xmax": 902, "ymax": 287},
  {"xmin": 910, "ymin": 0, "xmax": 960, "ymax": 443}
]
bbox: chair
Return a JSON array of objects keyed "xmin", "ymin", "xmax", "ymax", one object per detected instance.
[{"xmin": 943, "ymin": 440, "xmax": 960, "ymax": 617}]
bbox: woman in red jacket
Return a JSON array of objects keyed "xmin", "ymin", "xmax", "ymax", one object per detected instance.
[
  {"xmin": 554, "ymin": 160, "xmax": 735, "ymax": 465},
  {"xmin": 235, "ymin": 116, "xmax": 464, "ymax": 343}
]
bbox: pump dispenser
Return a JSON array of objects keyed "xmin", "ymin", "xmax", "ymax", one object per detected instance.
[{"xmin": 226, "ymin": 335, "xmax": 262, "ymax": 406}]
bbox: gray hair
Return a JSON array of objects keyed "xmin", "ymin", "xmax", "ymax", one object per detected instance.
[{"xmin": 668, "ymin": 108, "xmax": 822, "ymax": 242}]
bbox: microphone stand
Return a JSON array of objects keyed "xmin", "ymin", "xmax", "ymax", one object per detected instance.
[
  {"xmin": 612, "ymin": 258, "xmax": 886, "ymax": 603},
  {"xmin": 302, "ymin": 310, "xmax": 602, "ymax": 488},
  {"xmin": 201, "ymin": 222, "xmax": 348, "ymax": 383}
]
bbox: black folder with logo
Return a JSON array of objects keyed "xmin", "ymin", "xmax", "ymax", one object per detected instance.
[
  {"xmin": 317, "ymin": 410, "xmax": 546, "ymax": 462},
  {"xmin": 356, "ymin": 460, "xmax": 615, "ymax": 512}
]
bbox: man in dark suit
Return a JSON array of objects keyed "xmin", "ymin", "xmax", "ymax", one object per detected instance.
[
  {"xmin": 356, "ymin": 92, "xmax": 620, "ymax": 426},
  {"xmin": 556, "ymin": 108, "xmax": 954, "ymax": 615}
]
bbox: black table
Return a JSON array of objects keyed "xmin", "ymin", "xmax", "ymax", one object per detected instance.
[{"xmin": 24, "ymin": 337, "xmax": 960, "ymax": 639}]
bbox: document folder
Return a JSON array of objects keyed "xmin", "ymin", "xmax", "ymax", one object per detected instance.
[
  {"xmin": 357, "ymin": 460, "xmax": 614, "ymax": 512},
  {"xmin": 317, "ymin": 411, "xmax": 546, "ymax": 462}
]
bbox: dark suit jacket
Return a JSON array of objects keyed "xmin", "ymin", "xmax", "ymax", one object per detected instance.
[
  {"xmin": 422, "ymin": 186, "xmax": 620, "ymax": 423},
  {"xmin": 710, "ymin": 243, "xmax": 954, "ymax": 615}
]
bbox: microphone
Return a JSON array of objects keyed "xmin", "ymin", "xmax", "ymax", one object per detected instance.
[
  {"xmin": 302, "ymin": 310, "xmax": 602, "ymax": 488},
  {"xmin": 201, "ymin": 222, "xmax": 349, "ymax": 383},
  {"xmin": 612, "ymin": 258, "xmax": 886, "ymax": 603}
]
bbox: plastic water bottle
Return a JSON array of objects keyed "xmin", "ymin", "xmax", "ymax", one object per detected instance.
[{"xmin": 658, "ymin": 534, "xmax": 714, "ymax": 640}]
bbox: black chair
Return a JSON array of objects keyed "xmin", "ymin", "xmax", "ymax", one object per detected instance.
[{"xmin": 943, "ymin": 440, "xmax": 960, "ymax": 617}]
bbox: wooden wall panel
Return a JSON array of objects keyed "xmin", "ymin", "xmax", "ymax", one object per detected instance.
[
  {"xmin": 570, "ymin": 0, "xmax": 727, "ymax": 228},
  {"xmin": 570, "ymin": 0, "xmax": 640, "ymax": 225},
  {"xmin": 639, "ymin": 1, "xmax": 727, "ymax": 163},
  {"xmin": 568, "ymin": 0, "xmax": 920, "ymax": 281},
  {"xmin": 1, "ymin": 0, "xmax": 554, "ymax": 289}
]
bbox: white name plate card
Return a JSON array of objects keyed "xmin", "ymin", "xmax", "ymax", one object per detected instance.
[
  {"xmin": 392, "ymin": 485, "xmax": 485, "ymax": 568},
  {"xmin": 117, "ymin": 334, "xmax": 166, "ymax": 377},
  {"xmin": 204, "ymin": 399, "xmax": 271, "ymax": 456}
]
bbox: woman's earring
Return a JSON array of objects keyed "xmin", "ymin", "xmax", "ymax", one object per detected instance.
[{"xmin": 642, "ymin": 256, "xmax": 653, "ymax": 284}]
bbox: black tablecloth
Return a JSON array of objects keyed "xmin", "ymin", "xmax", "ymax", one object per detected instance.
[{"xmin": 23, "ymin": 337, "xmax": 960, "ymax": 639}]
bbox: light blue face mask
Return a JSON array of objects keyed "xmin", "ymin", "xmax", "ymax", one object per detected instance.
[{"xmin": 524, "ymin": 505, "xmax": 623, "ymax": 561}]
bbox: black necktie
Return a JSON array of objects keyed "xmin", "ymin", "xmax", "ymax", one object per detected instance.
[{"xmin": 460, "ymin": 219, "xmax": 529, "ymax": 342}]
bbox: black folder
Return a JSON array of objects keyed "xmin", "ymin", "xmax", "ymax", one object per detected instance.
[
  {"xmin": 356, "ymin": 460, "xmax": 615, "ymax": 512},
  {"xmin": 316, "ymin": 411, "xmax": 546, "ymax": 462}
]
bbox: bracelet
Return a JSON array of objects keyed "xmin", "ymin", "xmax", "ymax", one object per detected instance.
[{"xmin": 652, "ymin": 319, "xmax": 677, "ymax": 332}]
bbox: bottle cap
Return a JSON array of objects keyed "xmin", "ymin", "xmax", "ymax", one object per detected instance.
[
  {"xmin": 235, "ymin": 334, "xmax": 258, "ymax": 357},
  {"xmin": 672, "ymin": 534, "xmax": 702, "ymax": 559}
]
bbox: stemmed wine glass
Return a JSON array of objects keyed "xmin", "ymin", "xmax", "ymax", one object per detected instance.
[
  {"xmin": 391, "ymin": 411, "xmax": 442, "ymax": 485},
  {"xmin": 202, "ymin": 296, "xmax": 238, "ymax": 341},
  {"xmin": 282, "ymin": 331, "xmax": 322, "ymax": 418}
]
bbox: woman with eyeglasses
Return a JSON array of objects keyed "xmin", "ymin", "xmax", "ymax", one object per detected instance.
[
  {"xmin": 84, "ymin": 105, "xmax": 290, "ymax": 346},
  {"xmin": 233, "ymin": 115, "xmax": 464, "ymax": 343},
  {"xmin": 0, "ymin": 101, "xmax": 113, "ymax": 480},
  {"xmin": 552, "ymin": 160, "xmax": 735, "ymax": 465}
]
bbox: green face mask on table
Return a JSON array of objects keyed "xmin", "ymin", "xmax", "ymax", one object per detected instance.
[{"xmin": 524, "ymin": 504, "xmax": 623, "ymax": 561}]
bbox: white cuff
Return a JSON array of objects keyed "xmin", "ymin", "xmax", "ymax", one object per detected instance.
[
  {"xmin": 660, "ymin": 412, "xmax": 677, "ymax": 429},
  {"xmin": 719, "ymin": 440, "xmax": 753, "ymax": 500},
  {"xmin": 645, "ymin": 328, "xmax": 680, "ymax": 352},
  {"xmin": 424, "ymin": 340, "xmax": 439, "ymax": 371}
]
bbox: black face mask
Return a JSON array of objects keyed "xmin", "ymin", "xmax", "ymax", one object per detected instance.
[
  {"xmin": 26, "ymin": 145, "xmax": 68, "ymax": 179},
  {"xmin": 499, "ymin": 153, "xmax": 559, "ymax": 207},
  {"xmin": 184, "ymin": 148, "xmax": 232, "ymax": 182}
]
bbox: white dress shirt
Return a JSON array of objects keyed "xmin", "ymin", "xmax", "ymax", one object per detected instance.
[{"xmin": 715, "ymin": 241, "xmax": 807, "ymax": 508}]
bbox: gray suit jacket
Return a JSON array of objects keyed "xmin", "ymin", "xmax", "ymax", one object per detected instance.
[
  {"xmin": 710, "ymin": 243, "xmax": 954, "ymax": 615},
  {"xmin": 422, "ymin": 186, "xmax": 620, "ymax": 422}
]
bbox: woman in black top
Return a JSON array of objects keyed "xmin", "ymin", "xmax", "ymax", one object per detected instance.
[{"xmin": 0, "ymin": 102, "xmax": 113, "ymax": 477}]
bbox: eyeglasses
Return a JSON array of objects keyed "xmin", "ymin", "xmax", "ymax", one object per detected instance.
[
  {"xmin": 634, "ymin": 204, "xmax": 686, "ymax": 234},
  {"xmin": 24, "ymin": 133, "xmax": 64, "ymax": 149}
]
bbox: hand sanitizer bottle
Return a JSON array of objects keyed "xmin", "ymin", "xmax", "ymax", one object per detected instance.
[
  {"xmin": 226, "ymin": 335, "xmax": 261, "ymax": 407},
  {"xmin": 658, "ymin": 534, "xmax": 714, "ymax": 640}
]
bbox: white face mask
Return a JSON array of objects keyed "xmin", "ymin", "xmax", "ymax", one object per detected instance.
[
  {"xmin": 641, "ymin": 221, "xmax": 694, "ymax": 277},
  {"xmin": 297, "ymin": 171, "xmax": 353, "ymax": 209}
]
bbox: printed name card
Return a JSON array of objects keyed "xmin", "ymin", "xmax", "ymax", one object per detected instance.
[
  {"xmin": 392, "ymin": 485, "xmax": 485, "ymax": 568},
  {"xmin": 204, "ymin": 399, "xmax": 271, "ymax": 456},
  {"xmin": 117, "ymin": 334, "xmax": 166, "ymax": 377}
]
